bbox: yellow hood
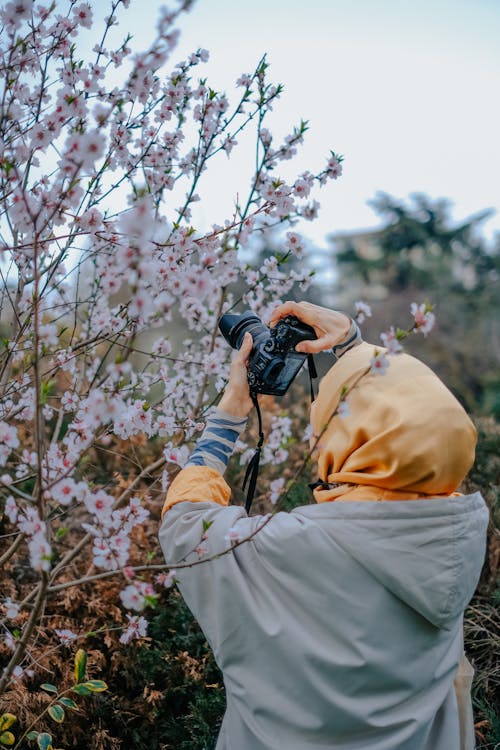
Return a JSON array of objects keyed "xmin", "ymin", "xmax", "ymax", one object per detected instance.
[{"xmin": 312, "ymin": 342, "xmax": 477, "ymax": 502}]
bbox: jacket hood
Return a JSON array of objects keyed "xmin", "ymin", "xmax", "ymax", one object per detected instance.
[{"xmin": 295, "ymin": 492, "xmax": 488, "ymax": 628}]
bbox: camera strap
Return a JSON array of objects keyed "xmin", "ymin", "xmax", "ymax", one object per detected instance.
[
  {"xmin": 242, "ymin": 356, "xmax": 318, "ymax": 514},
  {"xmin": 242, "ymin": 391, "xmax": 264, "ymax": 513},
  {"xmin": 307, "ymin": 353, "xmax": 318, "ymax": 401}
]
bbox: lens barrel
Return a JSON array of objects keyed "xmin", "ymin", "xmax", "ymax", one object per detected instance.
[{"xmin": 218, "ymin": 311, "xmax": 264, "ymax": 349}]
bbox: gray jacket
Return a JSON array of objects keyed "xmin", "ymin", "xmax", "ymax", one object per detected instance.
[{"xmin": 159, "ymin": 492, "xmax": 488, "ymax": 750}]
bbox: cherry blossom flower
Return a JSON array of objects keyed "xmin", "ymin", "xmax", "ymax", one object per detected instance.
[
  {"xmin": 55, "ymin": 628, "xmax": 78, "ymax": 645},
  {"xmin": 0, "ymin": 0, "xmax": 34, "ymax": 30},
  {"xmin": 119, "ymin": 581, "xmax": 155, "ymax": 612},
  {"xmin": 4, "ymin": 631, "xmax": 16, "ymax": 652},
  {"xmin": 11, "ymin": 665, "xmax": 34, "ymax": 681},
  {"xmin": 326, "ymin": 153, "xmax": 343, "ymax": 179},
  {"xmin": 163, "ymin": 443, "xmax": 190, "ymax": 467},
  {"xmin": 354, "ymin": 301, "xmax": 372, "ymax": 324},
  {"xmin": 119, "ymin": 614, "xmax": 148, "ymax": 645},
  {"xmin": 224, "ymin": 526, "xmax": 241, "ymax": 546},
  {"xmin": 285, "ymin": 231, "xmax": 303, "ymax": 255},
  {"xmin": 380, "ymin": 327, "xmax": 404, "ymax": 354},
  {"xmin": 5, "ymin": 496, "xmax": 17, "ymax": 524},
  {"xmin": 269, "ymin": 477, "xmax": 285, "ymax": 505},
  {"xmin": 3, "ymin": 598, "xmax": 20, "ymax": 620},
  {"xmin": 195, "ymin": 542, "xmax": 209, "ymax": 558},
  {"xmin": 72, "ymin": 3, "xmax": 93, "ymax": 28},
  {"xmin": 370, "ymin": 350, "xmax": 390, "ymax": 376},
  {"xmin": 337, "ymin": 399, "xmax": 351, "ymax": 419},
  {"xmin": 50, "ymin": 477, "xmax": 81, "ymax": 506},
  {"xmin": 410, "ymin": 302, "xmax": 436, "ymax": 336},
  {"xmin": 155, "ymin": 570, "xmax": 177, "ymax": 588}
]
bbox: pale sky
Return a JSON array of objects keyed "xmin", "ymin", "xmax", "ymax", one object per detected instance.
[{"xmin": 108, "ymin": 0, "xmax": 500, "ymax": 247}]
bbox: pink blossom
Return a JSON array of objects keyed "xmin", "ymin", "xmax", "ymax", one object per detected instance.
[
  {"xmin": 4, "ymin": 631, "xmax": 16, "ymax": 651},
  {"xmin": 410, "ymin": 302, "xmax": 436, "ymax": 336},
  {"xmin": 61, "ymin": 391, "xmax": 80, "ymax": 412},
  {"xmin": 11, "ymin": 665, "xmax": 34, "ymax": 681},
  {"xmin": 28, "ymin": 534, "xmax": 52, "ymax": 572},
  {"xmin": 91, "ymin": 538, "xmax": 117, "ymax": 570},
  {"xmin": 0, "ymin": 422, "xmax": 20, "ymax": 451},
  {"xmin": 354, "ymin": 301, "xmax": 372, "ymax": 324},
  {"xmin": 155, "ymin": 570, "xmax": 177, "ymax": 588},
  {"xmin": 269, "ymin": 477, "xmax": 285, "ymax": 505},
  {"xmin": 0, "ymin": 0, "xmax": 34, "ymax": 30},
  {"xmin": 285, "ymin": 231, "xmax": 303, "ymax": 255},
  {"xmin": 84, "ymin": 489, "xmax": 114, "ymax": 519},
  {"xmin": 51, "ymin": 477, "xmax": 80, "ymax": 506},
  {"xmin": 5, "ymin": 495, "xmax": 17, "ymax": 524},
  {"xmin": 260, "ymin": 128, "xmax": 272, "ymax": 146},
  {"xmin": 337, "ymin": 398, "xmax": 351, "ymax": 419},
  {"xmin": 370, "ymin": 350, "xmax": 390, "ymax": 376},
  {"xmin": 119, "ymin": 582, "xmax": 154, "ymax": 612},
  {"xmin": 222, "ymin": 136, "xmax": 237, "ymax": 155},
  {"xmin": 224, "ymin": 526, "xmax": 241, "ymax": 545},
  {"xmin": 119, "ymin": 614, "xmax": 148, "ymax": 645},
  {"xmin": 3, "ymin": 597, "xmax": 20, "ymax": 620},
  {"xmin": 39, "ymin": 322, "xmax": 59, "ymax": 347},
  {"xmin": 163, "ymin": 443, "xmax": 190, "ymax": 467},
  {"xmin": 236, "ymin": 73, "xmax": 252, "ymax": 88},
  {"xmin": 293, "ymin": 178, "xmax": 311, "ymax": 199},
  {"xmin": 55, "ymin": 628, "xmax": 78, "ymax": 645},
  {"xmin": 326, "ymin": 153, "xmax": 343, "ymax": 179},
  {"xmin": 380, "ymin": 327, "xmax": 403, "ymax": 354},
  {"xmin": 72, "ymin": 2, "xmax": 93, "ymax": 28}
]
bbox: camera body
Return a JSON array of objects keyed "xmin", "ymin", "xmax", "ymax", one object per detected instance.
[{"xmin": 218, "ymin": 311, "xmax": 317, "ymax": 396}]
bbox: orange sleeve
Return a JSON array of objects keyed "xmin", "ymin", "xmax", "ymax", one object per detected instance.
[{"xmin": 161, "ymin": 465, "xmax": 231, "ymax": 519}]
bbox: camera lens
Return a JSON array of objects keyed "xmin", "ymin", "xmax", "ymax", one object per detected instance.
[{"xmin": 218, "ymin": 311, "xmax": 264, "ymax": 349}]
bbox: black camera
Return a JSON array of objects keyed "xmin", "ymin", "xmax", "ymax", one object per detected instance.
[{"xmin": 218, "ymin": 311, "xmax": 317, "ymax": 396}]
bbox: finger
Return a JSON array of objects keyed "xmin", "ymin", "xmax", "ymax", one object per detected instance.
[
  {"xmin": 295, "ymin": 335, "xmax": 334, "ymax": 354},
  {"xmin": 269, "ymin": 301, "xmax": 305, "ymax": 327}
]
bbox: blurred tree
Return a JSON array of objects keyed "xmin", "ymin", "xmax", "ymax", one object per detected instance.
[{"xmin": 327, "ymin": 193, "xmax": 500, "ymax": 415}]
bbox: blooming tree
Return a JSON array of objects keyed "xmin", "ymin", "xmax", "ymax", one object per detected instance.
[{"xmin": 0, "ymin": 0, "xmax": 345, "ymax": 694}]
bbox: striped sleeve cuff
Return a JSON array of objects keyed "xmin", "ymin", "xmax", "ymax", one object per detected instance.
[
  {"xmin": 186, "ymin": 408, "xmax": 248, "ymax": 475},
  {"xmin": 331, "ymin": 318, "xmax": 363, "ymax": 361}
]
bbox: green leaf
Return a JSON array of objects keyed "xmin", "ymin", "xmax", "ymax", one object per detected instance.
[
  {"xmin": 40, "ymin": 683, "xmax": 58, "ymax": 694},
  {"xmin": 26, "ymin": 731, "xmax": 39, "ymax": 740},
  {"xmin": 48, "ymin": 705, "xmax": 65, "ymax": 724},
  {"xmin": 58, "ymin": 698, "xmax": 77, "ymax": 710},
  {"xmin": 81, "ymin": 680, "xmax": 108, "ymax": 693},
  {"xmin": 40, "ymin": 380, "xmax": 56, "ymax": 405},
  {"xmin": 37, "ymin": 733, "xmax": 53, "ymax": 750},
  {"xmin": 74, "ymin": 648, "xmax": 86, "ymax": 683},
  {"xmin": 0, "ymin": 731, "xmax": 15, "ymax": 746},
  {"xmin": 71, "ymin": 684, "xmax": 90, "ymax": 696},
  {"xmin": 0, "ymin": 716, "xmax": 15, "ymax": 732},
  {"xmin": 202, "ymin": 520, "xmax": 213, "ymax": 533}
]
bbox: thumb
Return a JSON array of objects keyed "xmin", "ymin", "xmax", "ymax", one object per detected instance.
[{"xmin": 237, "ymin": 332, "xmax": 253, "ymax": 360}]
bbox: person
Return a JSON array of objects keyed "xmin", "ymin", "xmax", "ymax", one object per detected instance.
[{"xmin": 158, "ymin": 301, "xmax": 488, "ymax": 750}]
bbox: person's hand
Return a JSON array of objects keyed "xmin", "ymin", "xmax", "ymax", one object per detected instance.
[
  {"xmin": 218, "ymin": 332, "xmax": 254, "ymax": 418},
  {"xmin": 269, "ymin": 301, "xmax": 352, "ymax": 354}
]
